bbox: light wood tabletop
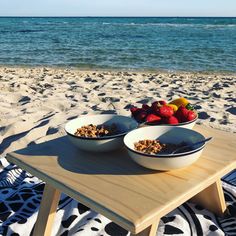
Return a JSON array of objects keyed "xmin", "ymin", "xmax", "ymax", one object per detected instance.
[{"xmin": 6, "ymin": 125, "xmax": 236, "ymax": 236}]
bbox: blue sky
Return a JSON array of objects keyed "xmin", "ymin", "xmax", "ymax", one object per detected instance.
[{"xmin": 0, "ymin": 0, "xmax": 235, "ymax": 17}]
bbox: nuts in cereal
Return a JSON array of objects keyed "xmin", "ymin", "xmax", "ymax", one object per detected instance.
[
  {"xmin": 134, "ymin": 139, "xmax": 166, "ymax": 155},
  {"xmin": 74, "ymin": 123, "xmax": 119, "ymax": 138}
]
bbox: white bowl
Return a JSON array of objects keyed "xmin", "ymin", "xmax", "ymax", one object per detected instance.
[
  {"xmin": 124, "ymin": 125, "xmax": 206, "ymax": 171},
  {"xmin": 65, "ymin": 114, "xmax": 138, "ymax": 152}
]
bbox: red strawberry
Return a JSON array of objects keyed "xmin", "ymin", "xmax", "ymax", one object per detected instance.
[
  {"xmin": 151, "ymin": 100, "xmax": 167, "ymax": 113},
  {"xmin": 146, "ymin": 114, "xmax": 161, "ymax": 123},
  {"xmin": 151, "ymin": 101, "xmax": 159, "ymax": 113},
  {"xmin": 130, "ymin": 107, "xmax": 143, "ymax": 117},
  {"xmin": 142, "ymin": 104, "xmax": 149, "ymax": 110},
  {"xmin": 135, "ymin": 111, "xmax": 147, "ymax": 123},
  {"xmin": 163, "ymin": 116, "xmax": 179, "ymax": 125},
  {"xmin": 159, "ymin": 100, "xmax": 167, "ymax": 106},
  {"xmin": 186, "ymin": 110, "xmax": 197, "ymax": 121},
  {"xmin": 157, "ymin": 105, "xmax": 174, "ymax": 118},
  {"xmin": 142, "ymin": 104, "xmax": 151, "ymax": 112},
  {"xmin": 130, "ymin": 106, "xmax": 139, "ymax": 114},
  {"xmin": 175, "ymin": 106, "xmax": 189, "ymax": 122}
]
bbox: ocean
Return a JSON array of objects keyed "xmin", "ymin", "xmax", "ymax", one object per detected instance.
[{"xmin": 0, "ymin": 17, "xmax": 235, "ymax": 72}]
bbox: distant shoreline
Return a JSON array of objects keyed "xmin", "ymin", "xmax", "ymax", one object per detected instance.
[{"xmin": 0, "ymin": 16, "xmax": 236, "ymax": 18}]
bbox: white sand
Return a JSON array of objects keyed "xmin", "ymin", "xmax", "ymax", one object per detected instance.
[{"xmin": 0, "ymin": 67, "xmax": 235, "ymax": 158}]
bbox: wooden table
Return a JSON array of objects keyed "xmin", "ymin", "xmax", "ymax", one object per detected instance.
[{"xmin": 6, "ymin": 125, "xmax": 236, "ymax": 236}]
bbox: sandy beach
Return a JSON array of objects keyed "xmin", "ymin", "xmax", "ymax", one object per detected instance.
[{"xmin": 0, "ymin": 67, "xmax": 235, "ymax": 158}]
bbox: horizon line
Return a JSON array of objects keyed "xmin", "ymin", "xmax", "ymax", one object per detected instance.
[{"xmin": 0, "ymin": 16, "xmax": 235, "ymax": 18}]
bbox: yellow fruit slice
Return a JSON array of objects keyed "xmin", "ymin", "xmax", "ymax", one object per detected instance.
[
  {"xmin": 169, "ymin": 97, "xmax": 189, "ymax": 108},
  {"xmin": 166, "ymin": 104, "xmax": 178, "ymax": 112}
]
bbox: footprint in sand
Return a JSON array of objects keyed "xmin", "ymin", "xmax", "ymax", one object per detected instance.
[
  {"xmin": 198, "ymin": 112, "xmax": 211, "ymax": 120},
  {"xmin": 226, "ymin": 107, "xmax": 236, "ymax": 115}
]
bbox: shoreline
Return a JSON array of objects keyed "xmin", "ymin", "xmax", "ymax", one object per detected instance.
[{"xmin": 0, "ymin": 65, "xmax": 235, "ymax": 76}]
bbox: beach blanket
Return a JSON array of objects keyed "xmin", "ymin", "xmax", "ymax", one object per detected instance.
[{"xmin": 0, "ymin": 157, "xmax": 235, "ymax": 236}]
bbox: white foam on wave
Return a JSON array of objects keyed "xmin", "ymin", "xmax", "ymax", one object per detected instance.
[{"xmin": 102, "ymin": 22, "xmax": 236, "ymax": 28}]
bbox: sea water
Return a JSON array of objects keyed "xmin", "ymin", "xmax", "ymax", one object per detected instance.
[{"xmin": 0, "ymin": 17, "xmax": 235, "ymax": 72}]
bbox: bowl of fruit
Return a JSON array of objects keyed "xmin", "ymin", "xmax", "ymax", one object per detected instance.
[{"xmin": 130, "ymin": 97, "xmax": 197, "ymax": 129}]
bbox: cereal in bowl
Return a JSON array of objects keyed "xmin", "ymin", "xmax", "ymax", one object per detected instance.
[{"xmin": 74, "ymin": 123, "xmax": 119, "ymax": 138}]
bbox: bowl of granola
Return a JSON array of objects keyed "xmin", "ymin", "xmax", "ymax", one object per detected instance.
[
  {"xmin": 65, "ymin": 114, "xmax": 138, "ymax": 152},
  {"xmin": 124, "ymin": 126, "xmax": 207, "ymax": 171}
]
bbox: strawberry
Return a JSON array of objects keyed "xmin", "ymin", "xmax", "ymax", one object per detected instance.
[
  {"xmin": 146, "ymin": 114, "xmax": 161, "ymax": 123},
  {"xmin": 142, "ymin": 104, "xmax": 149, "ymax": 110},
  {"xmin": 160, "ymin": 100, "xmax": 167, "ymax": 105},
  {"xmin": 175, "ymin": 106, "xmax": 189, "ymax": 122},
  {"xmin": 151, "ymin": 100, "xmax": 167, "ymax": 113},
  {"xmin": 163, "ymin": 116, "xmax": 179, "ymax": 125},
  {"xmin": 142, "ymin": 104, "xmax": 152, "ymax": 113},
  {"xmin": 134, "ymin": 111, "xmax": 147, "ymax": 123},
  {"xmin": 186, "ymin": 110, "xmax": 197, "ymax": 121},
  {"xmin": 130, "ymin": 106, "xmax": 139, "ymax": 114},
  {"xmin": 157, "ymin": 105, "xmax": 174, "ymax": 118},
  {"xmin": 130, "ymin": 107, "xmax": 143, "ymax": 117}
]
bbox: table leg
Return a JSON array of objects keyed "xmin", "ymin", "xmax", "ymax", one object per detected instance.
[
  {"xmin": 130, "ymin": 219, "xmax": 159, "ymax": 236},
  {"xmin": 33, "ymin": 183, "xmax": 61, "ymax": 236},
  {"xmin": 190, "ymin": 179, "xmax": 226, "ymax": 216}
]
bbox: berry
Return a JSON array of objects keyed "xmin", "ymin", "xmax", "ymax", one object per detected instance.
[
  {"xmin": 130, "ymin": 106, "xmax": 139, "ymax": 114},
  {"xmin": 130, "ymin": 107, "xmax": 143, "ymax": 117},
  {"xmin": 142, "ymin": 104, "xmax": 152, "ymax": 113},
  {"xmin": 151, "ymin": 100, "xmax": 167, "ymax": 113},
  {"xmin": 164, "ymin": 116, "xmax": 179, "ymax": 125},
  {"xmin": 157, "ymin": 105, "xmax": 174, "ymax": 118},
  {"xmin": 146, "ymin": 114, "xmax": 161, "ymax": 123},
  {"xmin": 159, "ymin": 100, "xmax": 167, "ymax": 106},
  {"xmin": 186, "ymin": 110, "xmax": 197, "ymax": 121},
  {"xmin": 142, "ymin": 104, "xmax": 150, "ymax": 110},
  {"xmin": 175, "ymin": 106, "xmax": 189, "ymax": 122},
  {"xmin": 135, "ymin": 111, "xmax": 147, "ymax": 123}
]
